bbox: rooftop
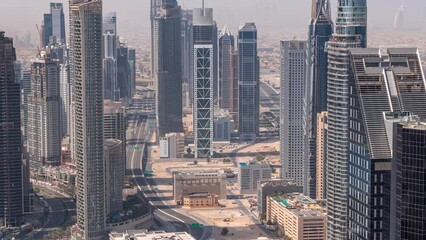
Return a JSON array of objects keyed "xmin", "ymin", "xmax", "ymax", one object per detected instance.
[{"xmin": 109, "ymin": 230, "xmax": 195, "ymax": 240}]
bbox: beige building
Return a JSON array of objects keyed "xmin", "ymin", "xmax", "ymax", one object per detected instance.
[
  {"xmin": 108, "ymin": 230, "xmax": 195, "ymax": 240},
  {"xmin": 316, "ymin": 111, "xmax": 328, "ymax": 199},
  {"xmin": 173, "ymin": 169, "xmax": 227, "ymax": 203},
  {"xmin": 266, "ymin": 193, "xmax": 326, "ymax": 240},
  {"xmin": 182, "ymin": 193, "xmax": 219, "ymax": 208},
  {"xmin": 160, "ymin": 132, "xmax": 185, "ymax": 158}
]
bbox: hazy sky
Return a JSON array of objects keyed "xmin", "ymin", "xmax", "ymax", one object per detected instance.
[{"xmin": 1, "ymin": 0, "xmax": 425, "ymax": 36}]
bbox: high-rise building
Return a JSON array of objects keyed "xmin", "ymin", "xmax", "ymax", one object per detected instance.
[
  {"xmin": 43, "ymin": 2, "xmax": 66, "ymax": 46},
  {"xmin": 238, "ymin": 23, "xmax": 259, "ymax": 142},
  {"xmin": 21, "ymin": 70, "xmax": 31, "ymax": 139},
  {"xmin": 238, "ymin": 159, "xmax": 272, "ymax": 195},
  {"xmin": 218, "ymin": 25, "xmax": 235, "ymax": 111},
  {"xmin": 103, "ymin": 12, "xmax": 119, "ymax": 101},
  {"xmin": 59, "ymin": 47, "xmax": 71, "ymax": 137},
  {"xmin": 128, "ymin": 48, "xmax": 136, "ymax": 98},
  {"xmin": 316, "ymin": 111, "xmax": 327, "ymax": 200},
  {"xmin": 104, "ymin": 139, "xmax": 124, "ymax": 216},
  {"xmin": 181, "ymin": 9, "xmax": 193, "ymax": 107},
  {"xmin": 347, "ymin": 48, "xmax": 426, "ymax": 239},
  {"xmin": 304, "ymin": 0, "xmax": 333, "ymax": 199},
  {"xmin": 27, "ymin": 50, "xmax": 62, "ymax": 169},
  {"xmin": 325, "ymin": 1, "xmax": 367, "ymax": 238},
  {"xmin": 155, "ymin": 0, "xmax": 184, "ymax": 137},
  {"xmin": 117, "ymin": 42, "xmax": 130, "ymax": 100},
  {"xmin": 193, "ymin": 7, "xmax": 215, "ymax": 158},
  {"xmin": 0, "ymin": 31, "xmax": 23, "ymax": 228},
  {"xmin": 386, "ymin": 115, "xmax": 426, "ymax": 240},
  {"xmin": 104, "ymin": 100, "xmax": 126, "ymax": 182},
  {"xmin": 280, "ymin": 40, "xmax": 307, "ymax": 189},
  {"xmin": 150, "ymin": 0, "xmax": 161, "ymax": 78},
  {"xmin": 69, "ymin": 0, "xmax": 106, "ymax": 239}
]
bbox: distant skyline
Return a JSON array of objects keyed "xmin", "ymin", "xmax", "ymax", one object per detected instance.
[{"xmin": 1, "ymin": 0, "xmax": 425, "ymax": 36}]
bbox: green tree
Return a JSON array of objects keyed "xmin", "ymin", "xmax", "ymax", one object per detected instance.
[
  {"xmin": 193, "ymin": 160, "xmax": 198, "ymax": 165},
  {"xmin": 186, "ymin": 147, "xmax": 192, "ymax": 155},
  {"xmin": 221, "ymin": 227, "xmax": 229, "ymax": 236}
]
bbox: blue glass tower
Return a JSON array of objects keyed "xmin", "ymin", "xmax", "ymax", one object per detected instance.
[
  {"xmin": 304, "ymin": 0, "xmax": 333, "ymax": 198},
  {"xmin": 238, "ymin": 23, "xmax": 259, "ymax": 142},
  {"xmin": 326, "ymin": 0, "xmax": 367, "ymax": 239},
  {"xmin": 43, "ymin": 3, "xmax": 66, "ymax": 46}
]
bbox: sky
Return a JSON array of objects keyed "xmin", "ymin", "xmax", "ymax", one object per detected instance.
[{"xmin": 1, "ymin": 0, "xmax": 425, "ymax": 36}]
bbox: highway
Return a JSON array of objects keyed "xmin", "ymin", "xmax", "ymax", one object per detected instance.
[
  {"xmin": 126, "ymin": 98, "xmax": 212, "ymax": 240},
  {"xmin": 260, "ymin": 81, "xmax": 280, "ymax": 109}
]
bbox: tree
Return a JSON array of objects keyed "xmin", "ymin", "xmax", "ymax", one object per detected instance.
[
  {"xmin": 193, "ymin": 160, "xmax": 198, "ymax": 165},
  {"xmin": 221, "ymin": 227, "xmax": 229, "ymax": 236},
  {"xmin": 256, "ymin": 155, "xmax": 265, "ymax": 162},
  {"xmin": 186, "ymin": 147, "xmax": 192, "ymax": 155},
  {"xmin": 207, "ymin": 158, "xmax": 211, "ymax": 163}
]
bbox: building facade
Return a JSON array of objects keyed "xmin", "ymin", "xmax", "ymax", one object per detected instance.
[
  {"xmin": 238, "ymin": 160, "xmax": 272, "ymax": 195},
  {"xmin": 104, "ymin": 100, "xmax": 126, "ymax": 175},
  {"xmin": 316, "ymin": 111, "xmax": 327, "ymax": 200},
  {"xmin": 104, "ymin": 139, "xmax": 124, "ymax": 216},
  {"xmin": 238, "ymin": 23, "xmax": 259, "ymax": 142},
  {"xmin": 304, "ymin": 0, "xmax": 333, "ymax": 198},
  {"xmin": 155, "ymin": 0, "xmax": 184, "ymax": 137},
  {"xmin": 0, "ymin": 31, "xmax": 23, "ymax": 228},
  {"xmin": 280, "ymin": 40, "xmax": 307, "ymax": 189},
  {"xmin": 257, "ymin": 179, "xmax": 302, "ymax": 216},
  {"xmin": 325, "ymin": 1, "xmax": 367, "ymax": 238},
  {"xmin": 27, "ymin": 51, "xmax": 62, "ymax": 169},
  {"xmin": 70, "ymin": 0, "xmax": 106, "ymax": 239},
  {"xmin": 218, "ymin": 25, "xmax": 235, "ymax": 110},
  {"xmin": 103, "ymin": 12, "xmax": 119, "ymax": 101}
]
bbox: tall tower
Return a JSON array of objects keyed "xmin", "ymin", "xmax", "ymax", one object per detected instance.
[
  {"xmin": 280, "ymin": 40, "xmax": 307, "ymax": 188},
  {"xmin": 304, "ymin": 0, "xmax": 333, "ymax": 198},
  {"xmin": 238, "ymin": 22, "xmax": 259, "ymax": 142},
  {"xmin": 69, "ymin": 0, "xmax": 105, "ymax": 239},
  {"xmin": 103, "ymin": 12, "xmax": 119, "ymax": 101},
  {"xmin": 218, "ymin": 25, "xmax": 235, "ymax": 111},
  {"xmin": 326, "ymin": 0, "xmax": 367, "ymax": 239},
  {"xmin": 193, "ymin": 7, "xmax": 215, "ymax": 158},
  {"xmin": 27, "ymin": 50, "xmax": 62, "ymax": 169},
  {"xmin": 150, "ymin": 0, "xmax": 160, "ymax": 78},
  {"xmin": 155, "ymin": 0, "xmax": 184, "ymax": 137},
  {"xmin": 0, "ymin": 31, "xmax": 23, "ymax": 228},
  {"xmin": 43, "ymin": 2, "xmax": 66, "ymax": 46}
]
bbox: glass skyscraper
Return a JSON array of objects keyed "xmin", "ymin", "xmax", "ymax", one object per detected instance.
[
  {"xmin": 304, "ymin": 0, "xmax": 333, "ymax": 198},
  {"xmin": 103, "ymin": 12, "xmax": 119, "ymax": 101},
  {"xmin": 43, "ymin": 2, "xmax": 66, "ymax": 46},
  {"xmin": 326, "ymin": 0, "xmax": 367, "ymax": 239},
  {"xmin": 238, "ymin": 22, "xmax": 259, "ymax": 142},
  {"xmin": 155, "ymin": 0, "xmax": 184, "ymax": 137},
  {"xmin": 218, "ymin": 25, "xmax": 235, "ymax": 111}
]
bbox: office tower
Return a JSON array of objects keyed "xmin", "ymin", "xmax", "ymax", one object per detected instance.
[
  {"xmin": 103, "ymin": 12, "xmax": 119, "ymax": 101},
  {"xmin": 43, "ymin": 2, "xmax": 66, "ymax": 46},
  {"xmin": 60, "ymin": 48, "xmax": 71, "ymax": 137},
  {"xmin": 128, "ymin": 48, "xmax": 136, "ymax": 98},
  {"xmin": 326, "ymin": 1, "xmax": 367, "ymax": 238},
  {"xmin": 0, "ymin": 31, "xmax": 23, "ymax": 227},
  {"xmin": 155, "ymin": 0, "xmax": 184, "ymax": 137},
  {"xmin": 280, "ymin": 40, "xmax": 307, "ymax": 188},
  {"xmin": 316, "ymin": 111, "xmax": 327, "ymax": 199},
  {"xmin": 346, "ymin": 48, "xmax": 426, "ymax": 239},
  {"xmin": 14, "ymin": 61, "xmax": 21, "ymax": 83},
  {"xmin": 117, "ymin": 42, "xmax": 130, "ymax": 100},
  {"xmin": 386, "ymin": 115, "xmax": 426, "ymax": 240},
  {"xmin": 150, "ymin": 0, "xmax": 161, "ymax": 77},
  {"xmin": 104, "ymin": 100, "xmax": 126, "ymax": 183},
  {"xmin": 238, "ymin": 23, "xmax": 259, "ymax": 142},
  {"xmin": 193, "ymin": 7, "xmax": 215, "ymax": 158},
  {"xmin": 104, "ymin": 139, "xmax": 124, "ymax": 216},
  {"xmin": 27, "ymin": 50, "xmax": 62, "ymax": 169},
  {"xmin": 70, "ymin": 0, "xmax": 105, "ymax": 239},
  {"xmin": 230, "ymin": 50, "xmax": 239, "ymax": 124},
  {"xmin": 21, "ymin": 70, "xmax": 31, "ymax": 139},
  {"xmin": 304, "ymin": 0, "xmax": 333, "ymax": 199},
  {"xmin": 218, "ymin": 25, "xmax": 235, "ymax": 111},
  {"xmin": 181, "ymin": 9, "xmax": 193, "ymax": 106}
]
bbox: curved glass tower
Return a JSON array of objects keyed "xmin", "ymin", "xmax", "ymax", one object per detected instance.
[{"xmin": 326, "ymin": 0, "xmax": 367, "ymax": 239}]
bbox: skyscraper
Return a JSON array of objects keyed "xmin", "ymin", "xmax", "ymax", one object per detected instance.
[
  {"xmin": 69, "ymin": 0, "xmax": 105, "ymax": 239},
  {"xmin": 103, "ymin": 12, "xmax": 119, "ymax": 101},
  {"xmin": 326, "ymin": 0, "xmax": 367, "ymax": 239},
  {"xmin": 59, "ymin": 48, "xmax": 71, "ymax": 137},
  {"xmin": 193, "ymin": 7, "xmax": 215, "ymax": 158},
  {"xmin": 155, "ymin": 0, "xmax": 184, "ymax": 137},
  {"xmin": 128, "ymin": 48, "xmax": 136, "ymax": 98},
  {"xmin": 304, "ymin": 0, "xmax": 333, "ymax": 198},
  {"xmin": 27, "ymin": 50, "xmax": 62, "ymax": 169},
  {"xmin": 181, "ymin": 9, "xmax": 193, "ymax": 107},
  {"xmin": 43, "ymin": 2, "xmax": 66, "ymax": 46},
  {"xmin": 21, "ymin": 70, "xmax": 31, "ymax": 139},
  {"xmin": 117, "ymin": 42, "xmax": 130, "ymax": 100},
  {"xmin": 347, "ymin": 48, "xmax": 426, "ymax": 239},
  {"xmin": 218, "ymin": 25, "xmax": 235, "ymax": 111},
  {"xmin": 150, "ymin": 0, "xmax": 161, "ymax": 78},
  {"xmin": 280, "ymin": 40, "xmax": 307, "ymax": 188},
  {"xmin": 238, "ymin": 22, "xmax": 259, "ymax": 142},
  {"xmin": 0, "ymin": 31, "xmax": 23, "ymax": 228}
]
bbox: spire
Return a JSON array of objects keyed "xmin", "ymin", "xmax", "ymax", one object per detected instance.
[
  {"xmin": 312, "ymin": 0, "xmax": 332, "ymax": 23},
  {"xmin": 219, "ymin": 25, "xmax": 232, "ymax": 36}
]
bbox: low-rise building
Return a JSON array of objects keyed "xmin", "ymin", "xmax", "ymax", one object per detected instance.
[
  {"xmin": 257, "ymin": 179, "xmax": 302, "ymax": 216},
  {"xmin": 213, "ymin": 110, "xmax": 234, "ymax": 141},
  {"xmin": 108, "ymin": 230, "xmax": 195, "ymax": 240},
  {"xmin": 173, "ymin": 169, "xmax": 227, "ymax": 203},
  {"xmin": 238, "ymin": 159, "xmax": 272, "ymax": 194},
  {"xmin": 159, "ymin": 132, "xmax": 185, "ymax": 158},
  {"xmin": 182, "ymin": 193, "xmax": 219, "ymax": 208},
  {"xmin": 266, "ymin": 193, "xmax": 326, "ymax": 240}
]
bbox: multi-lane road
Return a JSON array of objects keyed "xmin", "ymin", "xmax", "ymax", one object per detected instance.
[
  {"xmin": 260, "ymin": 81, "xmax": 280, "ymax": 109},
  {"xmin": 126, "ymin": 98, "xmax": 212, "ymax": 240}
]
